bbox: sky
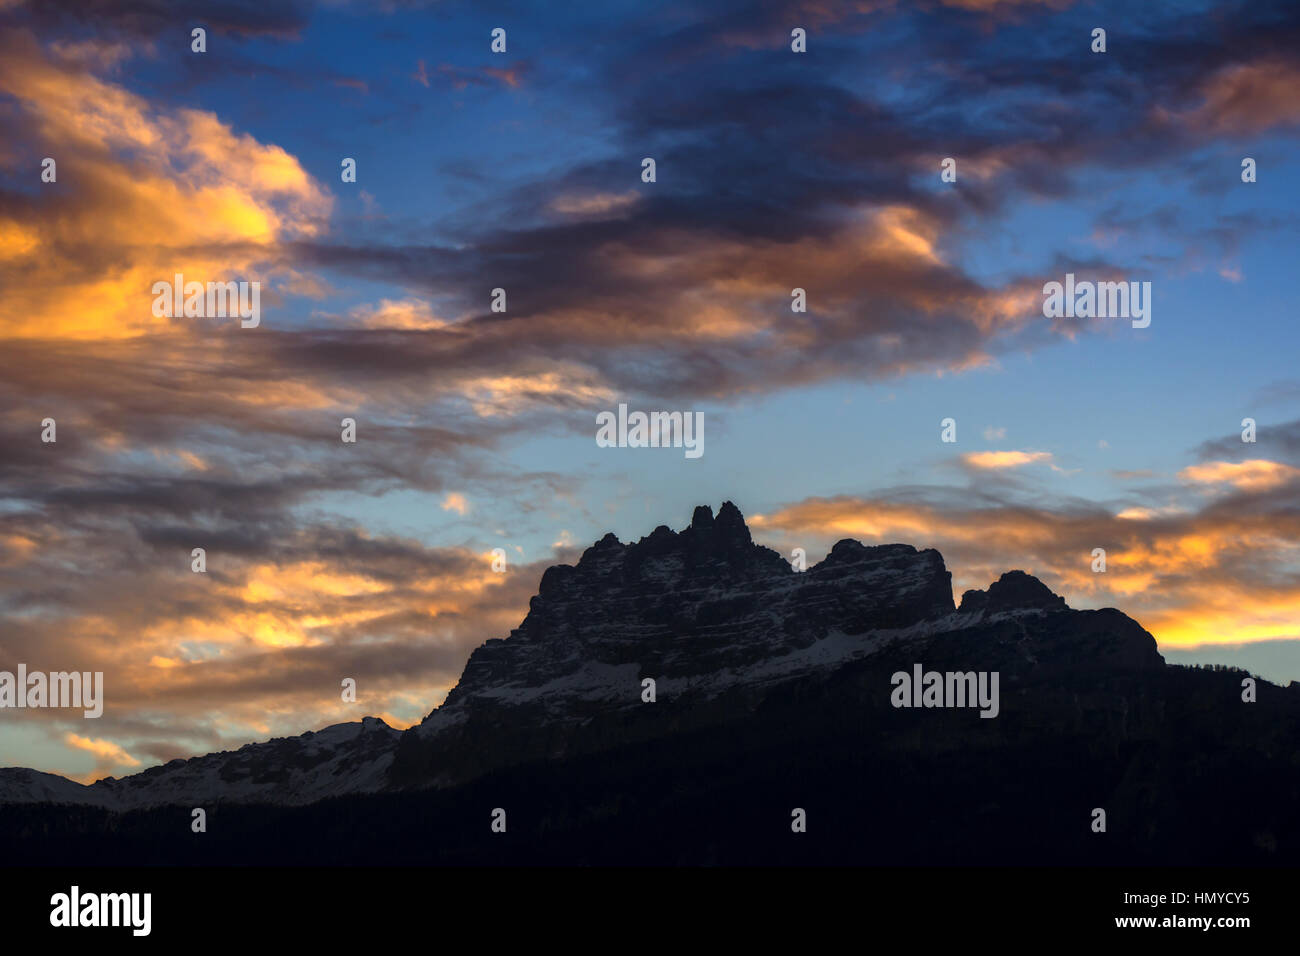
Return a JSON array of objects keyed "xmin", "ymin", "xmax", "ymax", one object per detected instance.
[{"xmin": 1, "ymin": 0, "xmax": 1298, "ymax": 782}]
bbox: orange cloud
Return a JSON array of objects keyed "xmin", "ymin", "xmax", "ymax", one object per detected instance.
[
  {"xmin": 442, "ymin": 493, "xmax": 470, "ymax": 515},
  {"xmin": 1179, "ymin": 459, "xmax": 1300, "ymax": 491},
  {"xmin": 1115, "ymin": 506, "xmax": 1186, "ymax": 521},
  {"xmin": 437, "ymin": 63, "xmax": 527, "ymax": 91},
  {"xmin": 484, "ymin": 67, "xmax": 525, "ymax": 89},
  {"xmin": 0, "ymin": 520, "xmax": 545, "ymax": 783},
  {"xmin": 962, "ymin": 450, "xmax": 1053, "ymax": 469},
  {"xmin": 0, "ymin": 33, "xmax": 330, "ymax": 340},
  {"xmin": 752, "ymin": 488, "xmax": 1300, "ymax": 652},
  {"xmin": 569, "ymin": 203, "xmax": 1040, "ymax": 353},
  {"xmin": 551, "ymin": 191, "xmax": 640, "ymax": 217},
  {"xmin": 462, "ymin": 365, "xmax": 616, "ymax": 417},
  {"xmin": 65, "ymin": 733, "xmax": 140, "ymax": 767},
  {"xmin": 350, "ymin": 298, "xmax": 448, "ymax": 330},
  {"xmin": 1176, "ymin": 59, "xmax": 1300, "ymax": 135}
]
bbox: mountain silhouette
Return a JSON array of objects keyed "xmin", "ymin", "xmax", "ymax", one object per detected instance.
[{"xmin": 2, "ymin": 502, "xmax": 1297, "ymax": 865}]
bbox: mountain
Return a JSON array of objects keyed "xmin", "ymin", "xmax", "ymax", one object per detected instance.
[
  {"xmin": 2, "ymin": 502, "xmax": 1298, "ymax": 865},
  {"xmin": 0, "ymin": 715, "xmax": 400, "ymax": 810},
  {"xmin": 0, "ymin": 500, "xmax": 1125, "ymax": 807},
  {"xmin": 388, "ymin": 501, "xmax": 1165, "ymax": 789}
]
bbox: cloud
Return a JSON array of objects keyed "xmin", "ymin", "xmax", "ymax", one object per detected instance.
[
  {"xmin": 1167, "ymin": 58, "xmax": 1300, "ymax": 135},
  {"xmin": 550, "ymin": 191, "xmax": 640, "ymax": 218},
  {"xmin": 750, "ymin": 464, "xmax": 1300, "ymax": 653},
  {"xmin": 7, "ymin": 0, "xmax": 310, "ymax": 41},
  {"xmin": 962, "ymin": 450, "xmax": 1053, "ymax": 469},
  {"xmin": 436, "ymin": 62, "xmax": 529, "ymax": 91},
  {"xmin": 65, "ymin": 733, "xmax": 140, "ymax": 766},
  {"xmin": 1196, "ymin": 418, "xmax": 1300, "ymax": 464},
  {"xmin": 1115, "ymin": 506, "xmax": 1186, "ymax": 521},
  {"xmin": 1179, "ymin": 459, "xmax": 1300, "ymax": 491},
  {"xmin": 63, "ymin": 732, "xmax": 141, "ymax": 781},
  {"xmin": 940, "ymin": 0, "xmax": 1064, "ymax": 7},
  {"xmin": 4, "ymin": 511, "xmax": 561, "ymax": 780},
  {"xmin": 349, "ymin": 298, "xmax": 447, "ymax": 330},
  {"xmin": 0, "ymin": 31, "xmax": 331, "ymax": 340}
]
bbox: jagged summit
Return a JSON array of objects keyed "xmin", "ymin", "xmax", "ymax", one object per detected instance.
[
  {"xmin": 561, "ymin": 501, "xmax": 785, "ymax": 594},
  {"xmin": 427, "ymin": 504, "xmax": 960, "ymax": 747},
  {"xmin": 958, "ymin": 570, "xmax": 1069, "ymax": 614}
]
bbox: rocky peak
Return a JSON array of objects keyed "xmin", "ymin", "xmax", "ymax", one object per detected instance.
[
  {"xmin": 436, "ymin": 503, "xmax": 955, "ymax": 717},
  {"xmin": 958, "ymin": 570, "xmax": 1068, "ymax": 614},
  {"xmin": 714, "ymin": 500, "xmax": 751, "ymax": 541},
  {"xmin": 558, "ymin": 500, "xmax": 786, "ymax": 592}
]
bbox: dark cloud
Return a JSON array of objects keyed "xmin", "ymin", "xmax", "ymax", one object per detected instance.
[
  {"xmin": 1196, "ymin": 418, "xmax": 1300, "ymax": 465},
  {"xmin": 5, "ymin": 0, "xmax": 311, "ymax": 41}
]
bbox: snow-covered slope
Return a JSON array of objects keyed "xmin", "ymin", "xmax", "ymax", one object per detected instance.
[{"xmin": 0, "ymin": 716, "xmax": 399, "ymax": 810}]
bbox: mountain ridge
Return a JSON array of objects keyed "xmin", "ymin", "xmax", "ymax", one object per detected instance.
[{"xmin": 0, "ymin": 500, "xmax": 1220, "ymax": 810}]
